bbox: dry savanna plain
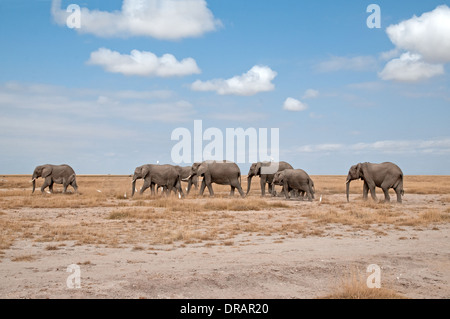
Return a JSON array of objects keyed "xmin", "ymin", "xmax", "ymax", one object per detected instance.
[{"xmin": 0, "ymin": 174, "xmax": 449, "ymax": 299}]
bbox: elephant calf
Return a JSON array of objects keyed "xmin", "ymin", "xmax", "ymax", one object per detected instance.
[
  {"xmin": 346, "ymin": 162, "xmax": 404, "ymax": 203},
  {"xmin": 272, "ymin": 169, "xmax": 315, "ymax": 201},
  {"xmin": 31, "ymin": 164, "xmax": 78, "ymax": 194},
  {"xmin": 246, "ymin": 161, "xmax": 293, "ymax": 196}
]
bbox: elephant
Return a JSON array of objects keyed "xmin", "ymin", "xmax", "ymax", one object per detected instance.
[
  {"xmin": 154, "ymin": 166, "xmax": 198, "ymax": 196},
  {"xmin": 186, "ymin": 160, "xmax": 245, "ymax": 197},
  {"xmin": 271, "ymin": 169, "xmax": 315, "ymax": 201},
  {"xmin": 246, "ymin": 161, "xmax": 293, "ymax": 196},
  {"xmin": 131, "ymin": 164, "xmax": 184, "ymax": 198},
  {"xmin": 346, "ymin": 162, "xmax": 404, "ymax": 203},
  {"xmin": 31, "ymin": 164, "xmax": 78, "ymax": 194}
]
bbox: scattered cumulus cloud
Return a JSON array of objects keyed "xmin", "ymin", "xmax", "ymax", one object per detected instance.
[
  {"xmin": 190, "ymin": 65, "xmax": 277, "ymax": 96},
  {"xmin": 283, "ymin": 97, "xmax": 308, "ymax": 112},
  {"xmin": 87, "ymin": 48, "xmax": 201, "ymax": 77},
  {"xmin": 386, "ymin": 5, "xmax": 450, "ymax": 63},
  {"xmin": 380, "ymin": 5, "xmax": 450, "ymax": 82},
  {"xmin": 378, "ymin": 52, "xmax": 444, "ymax": 82},
  {"xmin": 51, "ymin": 0, "xmax": 221, "ymax": 39}
]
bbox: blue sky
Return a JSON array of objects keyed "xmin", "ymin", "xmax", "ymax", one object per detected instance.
[{"xmin": 0, "ymin": 0, "xmax": 449, "ymax": 175}]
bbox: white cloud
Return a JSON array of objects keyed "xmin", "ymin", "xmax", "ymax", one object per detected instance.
[
  {"xmin": 87, "ymin": 48, "xmax": 201, "ymax": 77},
  {"xmin": 378, "ymin": 52, "xmax": 444, "ymax": 82},
  {"xmin": 191, "ymin": 65, "xmax": 277, "ymax": 96},
  {"xmin": 51, "ymin": 0, "xmax": 221, "ymax": 39},
  {"xmin": 283, "ymin": 97, "xmax": 308, "ymax": 112},
  {"xmin": 303, "ymin": 89, "xmax": 319, "ymax": 99},
  {"xmin": 386, "ymin": 5, "xmax": 450, "ymax": 63},
  {"xmin": 296, "ymin": 138, "xmax": 450, "ymax": 155},
  {"xmin": 380, "ymin": 5, "xmax": 450, "ymax": 82},
  {"xmin": 0, "ymin": 81, "xmax": 194, "ymax": 123},
  {"xmin": 316, "ymin": 55, "xmax": 378, "ymax": 72}
]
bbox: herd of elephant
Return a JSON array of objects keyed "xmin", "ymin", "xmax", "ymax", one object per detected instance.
[{"xmin": 31, "ymin": 160, "xmax": 405, "ymax": 203}]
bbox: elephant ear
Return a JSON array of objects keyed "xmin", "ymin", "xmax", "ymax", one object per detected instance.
[
  {"xmin": 355, "ymin": 163, "xmax": 362, "ymax": 179},
  {"xmin": 198, "ymin": 163, "xmax": 208, "ymax": 176},
  {"xmin": 255, "ymin": 162, "xmax": 262, "ymax": 176},
  {"xmin": 360, "ymin": 163, "xmax": 374, "ymax": 185},
  {"xmin": 42, "ymin": 166, "xmax": 52, "ymax": 178},
  {"xmin": 141, "ymin": 166, "xmax": 150, "ymax": 178},
  {"xmin": 275, "ymin": 172, "xmax": 284, "ymax": 183}
]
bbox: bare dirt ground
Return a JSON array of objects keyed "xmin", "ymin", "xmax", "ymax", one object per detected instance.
[{"xmin": 0, "ymin": 175, "xmax": 449, "ymax": 299}]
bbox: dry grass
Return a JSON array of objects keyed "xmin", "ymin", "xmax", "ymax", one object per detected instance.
[
  {"xmin": 0, "ymin": 175, "xmax": 449, "ymax": 253},
  {"xmin": 321, "ymin": 269, "xmax": 407, "ymax": 299}
]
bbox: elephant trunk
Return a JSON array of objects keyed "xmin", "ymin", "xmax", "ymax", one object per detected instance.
[
  {"xmin": 246, "ymin": 175, "xmax": 253, "ymax": 195},
  {"xmin": 346, "ymin": 179, "xmax": 351, "ymax": 202}
]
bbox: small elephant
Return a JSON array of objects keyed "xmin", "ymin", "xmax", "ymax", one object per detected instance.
[
  {"xmin": 31, "ymin": 164, "xmax": 78, "ymax": 194},
  {"xmin": 131, "ymin": 164, "xmax": 184, "ymax": 197},
  {"xmin": 246, "ymin": 161, "xmax": 293, "ymax": 196},
  {"xmin": 272, "ymin": 169, "xmax": 315, "ymax": 201},
  {"xmin": 346, "ymin": 162, "xmax": 404, "ymax": 203},
  {"xmin": 187, "ymin": 160, "xmax": 245, "ymax": 197}
]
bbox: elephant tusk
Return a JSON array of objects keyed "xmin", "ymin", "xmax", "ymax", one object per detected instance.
[
  {"xmin": 182, "ymin": 174, "xmax": 192, "ymax": 181},
  {"xmin": 31, "ymin": 178, "xmax": 35, "ymax": 182},
  {"xmin": 131, "ymin": 179, "xmax": 136, "ymax": 184}
]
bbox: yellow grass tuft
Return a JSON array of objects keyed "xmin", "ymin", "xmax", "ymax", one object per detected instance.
[{"xmin": 321, "ymin": 270, "xmax": 407, "ymax": 299}]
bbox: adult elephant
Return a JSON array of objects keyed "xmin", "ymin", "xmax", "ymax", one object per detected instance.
[
  {"xmin": 187, "ymin": 160, "xmax": 245, "ymax": 197},
  {"xmin": 131, "ymin": 164, "xmax": 184, "ymax": 197},
  {"xmin": 175, "ymin": 165, "xmax": 198, "ymax": 195},
  {"xmin": 246, "ymin": 161, "xmax": 293, "ymax": 196},
  {"xmin": 31, "ymin": 164, "xmax": 78, "ymax": 194},
  {"xmin": 346, "ymin": 162, "xmax": 404, "ymax": 203},
  {"xmin": 271, "ymin": 169, "xmax": 315, "ymax": 201}
]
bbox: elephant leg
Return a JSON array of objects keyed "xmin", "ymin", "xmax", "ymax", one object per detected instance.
[
  {"xmin": 369, "ymin": 186, "xmax": 378, "ymax": 202},
  {"xmin": 140, "ymin": 179, "xmax": 151, "ymax": 195},
  {"xmin": 186, "ymin": 180, "xmax": 192, "ymax": 195},
  {"xmin": 394, "ymin": 187, "xmax": 403, "ymax": 203},
  {"xmin": 267, "ymin": 182, "xmax": 273, "ymax": 196},
  {"xmin": 41, "ymin": 177, "xmax": 52, "ymax": 193},
  {"xmin": 71, "ymin": 180, "xmax": 78, "ymax": 193},
  {"xmin": 260, "ymin": 178, "xmax": 266, "ymax": 196},
  {"xmin": 381, "ymin": 180, "xmax": 392, "ymax": 202},
  {"xmin": 230, "ymin": 179, "xmax": 245, "ymax": 198},
  {"xmin": 206, "ymin": 182, "xmax": 214, "ymax": 197},
  {"xmin": 176, "ymin": 181, "xmax": 185, "ymax": 198},
  {"xmin": 193, "ymin": 176, "xmax": 199, "ymax": 189},
  {"xmin": 49, "ymin": 181, "xmax": 54, "ymax": 193},
  {"xmin": 230, "ymin": 186, "xmax": 235, "ymax": 196},
  {"xmin": 283, "ymin": 181, "xmax": 290, "ymax": 199},
  {"xmin": 304, "ymin": 186, "xmax": 313, "ymax": 202},
  {"xmin": 382, "ymin": 187, "xmax": 391, "ymax": 202},
  {"xmin": 363, "ymin": 182, "xmax": 369, "ymax": 201},
  {"xmin": 199, "ymin": 179, "xmax": 206, "ymax": 196}
]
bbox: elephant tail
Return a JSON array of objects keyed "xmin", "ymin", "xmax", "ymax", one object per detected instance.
[
  {"xmin": 394, "ymin": 177, "xmax": 404, "ymax": 196},
  {"xmin": 308, "ymin": 178, "xmax": 315, "ymax": 199}
]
